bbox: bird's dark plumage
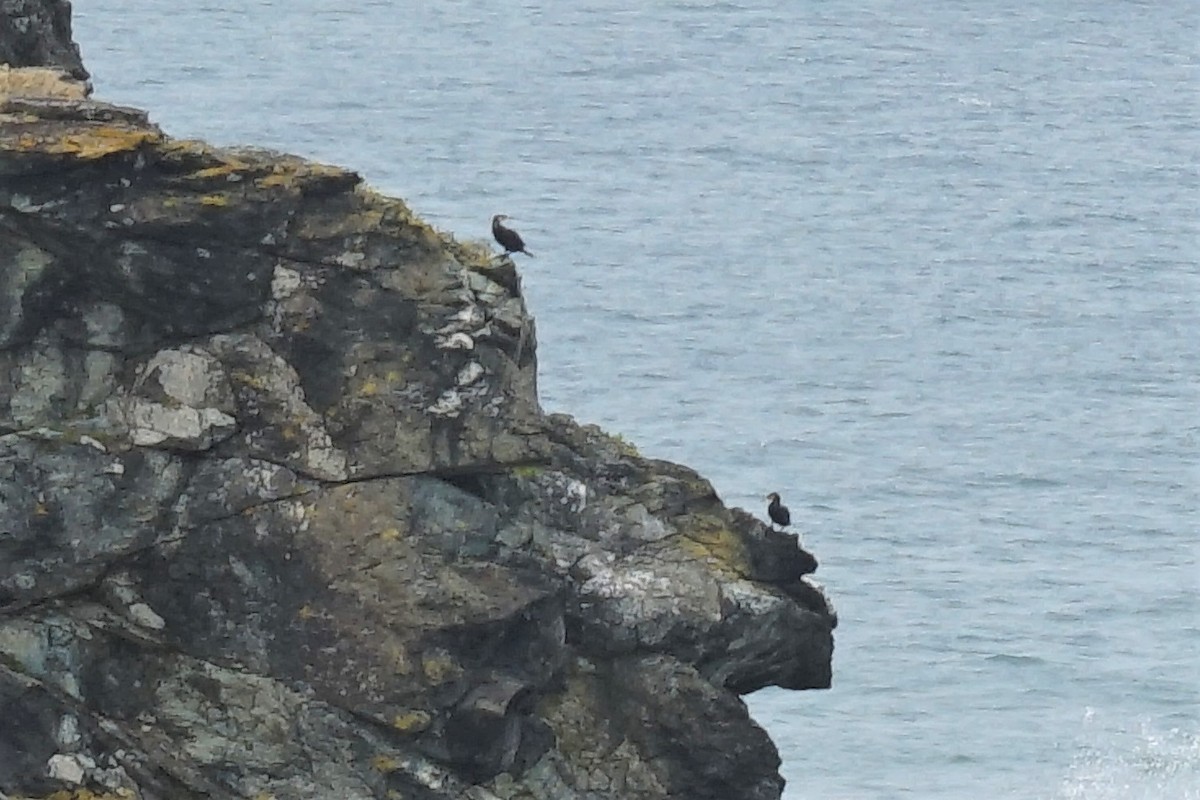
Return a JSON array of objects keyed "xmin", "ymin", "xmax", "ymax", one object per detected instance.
[
  {"xmin": 492, "ymin": 214, "xmax": 533, "ymax": 257},
  {"xmin": 766, "ymin": 492, "xmax": 791, "ymax": 530}
]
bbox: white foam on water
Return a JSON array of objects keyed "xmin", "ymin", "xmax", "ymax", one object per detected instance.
[{"xmin": 1055, "ymin": 711, "xmax": 1200, "ymax": 800}]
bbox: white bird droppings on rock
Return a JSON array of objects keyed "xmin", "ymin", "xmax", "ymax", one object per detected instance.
[
  {"xmin": 451, "ymin": 304, "xmax": 486, "ymax": 329},
  {"xmin": 427, "ymin": 390, "xmax": 464, "ymax": 418},
  {"xmin": 334, "ymin": 251, "xmax": 366, "ymax": 268},
  {"xmin": 128, "ymin": 602, "xmax": 166, "ymax": 630},
  {"xmin": 127, "ymin": 400, "xmax": 237, "ymax": 450},
  {"xmin": 562, "ymin": 479, "xmax": 588, "ymax": 513},
  {"xmin": 456, "ymin": 362, "xmax": 484, "ymax": 387},
  {"xmin": 437, "ymin": 332, "xmax": 474, "ymax": 351},
  {"xmin": 303, "ymin": 429, "xmax": 350, "ymax": 482},
  {"xmin": 77, "ymin": 435, "xmax": 107, "ymax": 452},
  {"xmin": 135, "ymin": 349, "xmax": 232, "ymax": 409},
  {"xmin": 47, "ymin": 753, "xmax": 91, "ymax": 785},
  {"xmin": 56, "ymin": 714, "xmax": 81, "ymax": 749},
  {"xmin": 271, "ymin": 265, "xmax": 303, "ymax": 300}
]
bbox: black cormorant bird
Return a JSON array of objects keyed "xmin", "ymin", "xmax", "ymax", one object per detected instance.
[
  {"xmin": 766, "ymin": 492, "xmax": 791, "ymax": 531},
  {"xmin": 492, "ymin": 214, "xmax": 534, "ymax": 257}
]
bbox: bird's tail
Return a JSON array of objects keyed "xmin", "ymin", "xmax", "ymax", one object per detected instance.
[{"xmin": 522, "ymin": 249, "xmax": 535, "ymax": 258}]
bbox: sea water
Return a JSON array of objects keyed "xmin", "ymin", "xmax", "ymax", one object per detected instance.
[{"xmin": 74, "ymin": 2, "xmax": 1199, "ymax": 797}]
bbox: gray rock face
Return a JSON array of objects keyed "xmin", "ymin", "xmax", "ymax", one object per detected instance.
[
  {"xmin": 0, "ymin": 7, "xmax": 836, "ymax": 799},
  {"xmin": 0, "ymin": 0, "xmax": 88, "ymax": 79}
]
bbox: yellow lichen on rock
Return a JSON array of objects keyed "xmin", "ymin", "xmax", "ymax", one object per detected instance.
[
  {"xmin": 256, "ymin": 172, "xmax": 295, "ymax": 189},
  {"xmin": 421, "ymin": 652, "xmax": 461, "ymax": 685},
  {"xmin": 230, "ymin": 370, "xmax": 268, "ymax": 390},
  {"xmin": 455, "ymin": 239, "xmax": 498, "ymax": 269},
  {"xmin": 10, "ymin": 124, "xmax": 160, "ymax": 160},
  {"xmin": 534, "ymin": 663, "xmax": 660, "ymax": 792},
  {"xmin": 511, "ymin": 465, "xmax": 545, "ymax": 479},
  {"xmin": 676, "ymin": 515, "xmax": 750, "ymax": 575},
  {"xmin": 199, "ymin": 194, "xmax": 230, "ymax": 207},
  {"xmin": 182, "ymin": 153, "xmax": 252, "ymax": 181},
  {"xmin": 157, "ymin": 138, "xmax": 222, "ymax": 164},
  {"xmin": 390, "ymin": 709, "xmax": 432, "ymax": 733},
  {"xmin": 36, "ymin": 790, "xmax": 135, "ymax": 800},
  {"xmin": 371, "ymin": 754, "xmax": 400, "ymax": 773},
  {"xmin": 385, "ymin": 641, "xmax": 412, "ymax": 675},
  {"xmin": 159, "ymin": 140, "xmax": 295, "ymax": 187},
  {"xmin": 0, "ymin": 65, "xmax": 88, "ymax": 101},
  {"xmin": 188, "ymin": 163, "xmax": 245, "ymax": 180},
  {"xmin": 255, "ymin": 158, "xmax": 352, "ymax": 190},
  {"xmin": 607, "ymin": 431, "xmax": 641, "ymax": 458}
]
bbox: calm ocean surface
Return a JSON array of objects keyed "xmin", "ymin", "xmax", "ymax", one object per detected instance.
[{"xmin": 75, "ymin": 2, "xmax": 1198, "ymax": 797}]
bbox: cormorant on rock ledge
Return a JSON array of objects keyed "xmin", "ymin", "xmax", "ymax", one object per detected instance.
[
  {"xmin": 492, "ymin": 214, "xmax": 534, "ymax": 257},
  {"xmin": 766, "ymin": 492, "xmax": 791, "ymax": 531}
]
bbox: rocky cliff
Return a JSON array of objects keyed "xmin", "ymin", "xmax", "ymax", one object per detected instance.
[
  {"xmin": 0, "ymin": 6, "xmax": 836, "ymax": 799},
  {"xmin": 0, "ymin": 0, "xmax": 87, "ymax": 83}
]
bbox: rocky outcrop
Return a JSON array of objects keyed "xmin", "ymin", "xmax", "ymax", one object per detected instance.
[
  {"xmin": 0, "ymin": 8, "xmax": 835, "ymax": 800},
  {"xmin": 0, "ymin": 0, "xmax": 88, "ymax": 79},
  {"xmin": 1, "ymin": 0, "xmax": 90, "ymax": 104}
]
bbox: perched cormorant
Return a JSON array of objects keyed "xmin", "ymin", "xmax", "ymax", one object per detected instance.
[
  {"xmin": 491, "ymin": 214, "xmax": 534, "ymax": 257},
  {"xmin": 766, "ymin": 492, "xmax": 791, "ymax": 531}
]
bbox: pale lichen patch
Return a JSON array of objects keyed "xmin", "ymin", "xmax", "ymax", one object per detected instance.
[
  {"xmin": 254, "ymin": 158, "xmax": 353, "ymax": 190},
  {"xmin": 0, "ymin": 65, "xmax": 88, "ymax": 100},
  {"xmin": 371, "ymin": 754, "xmax": 400, "ymax": 773},
  {"xmin": 390, "ymin": 710, "xmax": 432, "ymax": 733},
  {"xmin": 46, "ymin": 752, "xmax": 92, "ymax": 784},
  {"xmin": 421, "ymin": 651, "xmax": 461, "ymax": 685},
  {"xmin": 0, "ymin": 241, "xmax": 53, "ymax": 345},
  {"xmin": 11, "ymin": 124, "xmax": 160, "ymax": 160},
  {"xmin": 8, "ymin": 333, "xmax": 69, "ymax": 427},
  {"xmin": 186, "ymin": 157, "xmax": 251, "ymax": 181}
]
